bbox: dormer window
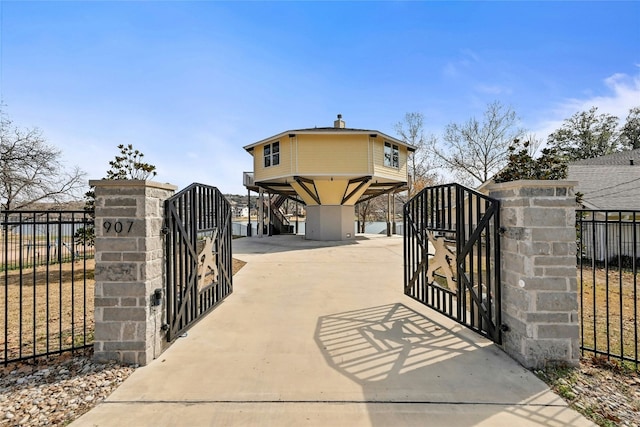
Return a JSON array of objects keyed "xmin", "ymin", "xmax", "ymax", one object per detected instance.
[
  {"xmin": 384, "ymin": 142, "xmax": 399, "ymax": 168},
  {"xmin": 264, "ymin": 141, "xmax": 280, "ymax": 167}
]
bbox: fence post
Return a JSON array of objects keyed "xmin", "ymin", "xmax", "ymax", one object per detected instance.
[
  {"xmin": 91, "ymin": 179, "xmax": 177, "ymax": 366},
  {"xmin": 488, "ymin": 180, "xmax": 580, "ymax": 369}
]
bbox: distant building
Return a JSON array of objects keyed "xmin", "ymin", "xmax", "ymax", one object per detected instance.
[{"xmin": 568, "ymin": 148, "xmax": 640, "ymax": 209}]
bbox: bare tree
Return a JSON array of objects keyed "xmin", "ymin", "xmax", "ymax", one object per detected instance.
[
  {"xmin": 0, "ymin": 113, "xmax": 86, "ymax": 210},
  {"xmin": 394, "ymin": 112, "xmax": 439, "ymax": 194},
  {"xmin": 434, "ymin": 101, "xmax": 524, "ymax": 186}
]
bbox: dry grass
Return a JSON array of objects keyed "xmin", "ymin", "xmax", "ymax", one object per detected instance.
[
  {"xmin": 1, "ymin": 259, "xmax": 95, "ymax": 363},
  {"xmin": 579, "ymin": 266, "xmax": 639, "ymax": 364},
  {"xmin": 2, "ymin": 257, "xmax": 248, "ymax": 363}
]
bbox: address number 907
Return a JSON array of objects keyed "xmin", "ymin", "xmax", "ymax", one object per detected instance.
[{"xmin": 104, "ymin": 220, "xmax": 134, "ymax": 234}]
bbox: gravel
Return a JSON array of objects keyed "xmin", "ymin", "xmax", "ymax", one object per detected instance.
[
  {"xmin": 537, "ymin": 356, "xmax": 640, "ymax": 427},
  {"xmin": 0, "ymin": 350, "xmax": 135, "ymax": 426},
  {"xmin": 1, "ymin": 350, "xmax": 637, "ymax": 427}
]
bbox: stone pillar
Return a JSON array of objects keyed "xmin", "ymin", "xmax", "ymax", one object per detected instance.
[
  {"xmin": 91, "ymin": 179, "xmax": 177, "ymax": 366},
  {"xmin": 488, "ymin": 180, "xmax": 580, "ymax": 369}
]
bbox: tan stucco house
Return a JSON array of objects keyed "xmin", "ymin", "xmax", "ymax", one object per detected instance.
[{"xmin": 244, "ymin": 115, "xmax": 415, "ymax": 240}]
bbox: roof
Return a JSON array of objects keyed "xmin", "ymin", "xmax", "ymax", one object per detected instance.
[
  {"xmin": 568, "ymin": 151, "xmax": 640, "ymax": 209},
  {"xmin": 569, "ymin": 148, "xmax": 640, "ymax": 166},
  {"xmin": 243, "ymin": 127, "xmax": 416, "ymax": 152}
]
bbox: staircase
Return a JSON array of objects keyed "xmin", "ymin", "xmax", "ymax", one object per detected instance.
[{"xmin": 263, "ymin": 194, "xmax": 294, "ymax": 234}]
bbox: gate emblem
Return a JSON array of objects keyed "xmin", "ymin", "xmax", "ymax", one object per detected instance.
[
  {"xmin": 197, "ymin": 230, "xmax": 219, "ymax": 290},
  {"xmin": 425, "ymin": 230, "xmax": 457, "ymax": 290}
]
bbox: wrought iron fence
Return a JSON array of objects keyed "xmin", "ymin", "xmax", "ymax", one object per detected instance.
[
  {"xmin": 1, "ymin": 210, "xmax": 95, "ymax": 365},
  {"xmin": 577, "ymin": 209, "xmax": 639, "ymax": 369}
]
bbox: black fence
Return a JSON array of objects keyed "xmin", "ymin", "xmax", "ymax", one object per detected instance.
[
  {"xmin": 164, "ymin": 184, "xmax": 233, "ymax": 341},
  {"xmin": 577, "ymin": 210, "xmax": 639, "ymax": 369},
  {"xmin": 1, "ymin": 210, "xmax": 95, "ymax": 365},
  {"xmin": 404, "ymin": 183, "xmax": 502, "ymax": 344}
]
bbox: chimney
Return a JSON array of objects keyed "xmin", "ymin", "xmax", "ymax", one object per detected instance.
[{"xmin": 334, "ymin": 114, "xmax": 345, "ymax": 129}]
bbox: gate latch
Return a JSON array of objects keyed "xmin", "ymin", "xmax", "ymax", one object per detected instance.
[{"xmin": 153, "ymin": 288, "xmax": 163, "ymax": 306}]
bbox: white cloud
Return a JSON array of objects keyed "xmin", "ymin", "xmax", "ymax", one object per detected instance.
[{"xmin": 532, "ymin": 69, "xmax": 640, "ymax": 142}]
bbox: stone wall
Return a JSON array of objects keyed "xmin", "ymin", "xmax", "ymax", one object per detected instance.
[
  {"xmin": 489, "ymin": 180, "xmax": 580, "ymax": 369},
  {"xmin": 91, "ymin": 179, "xmax": 176, "ymax": 366}
]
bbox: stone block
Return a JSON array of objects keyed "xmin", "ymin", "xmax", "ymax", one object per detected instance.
[
  {"xmin": 536, "ymin": 292, "xmax": 578, "ymax": 311},
  {"xmin": 95, "ymin": 263, "xmax": 138, "ymax": 282},
  {"xmin": 499, "ymin": 198, "xmax": 530, "ymax": 208},
  {"xmin": 543, "ymin": 266, "xmax": 578, "ymax": 278},
  {"xmin": 101, "ymin": 252, "xmax": 123, "ymax": 262},
  {"xmin": 502, "ymin": 284, "xmax": 531, "ymax": 312},
  {"xmin": 537, "ymin": 324, "xmax": 579, "ymax": 340},
  {"xmin": 121, "ymin": 297, "xmax": 139, "ymax": 307},
  {"xmin": 123, "ymin": 252, "xmax": 147, "ymax": 262},
  {"xmin": 103, "ymin": 341, "xmax": 146, "ymax": 351},
  {"xmin": 98, "ymin": 207, "xmax": 138, "ymax": 217},
  {"xmin": 121, "ymin": 351, "xmax": 139, "ymax": 365},
  {"xmin": 488, "ymin": 189, "xmax": 516, "ymax": 199},
  {"xmin": 523, "ymin": 339, "xmax": 574, "ymax": 369},
  {"xmin": 94, "ymin": 297, "xmax": 120, "ymax": 307},
  {"xmin": 520, "ymin": 242, "xmax": 550, "ymax": 256},
  {"xmin": 94, "ymin": 322, "xmax": 122, "ymax": 341},
  {"xmin": 534, "ymin": 255, "xmax": 575, "ymax": 266},
  {"xmin": 524, "ymin": 208, "xmax": 567, "ymax": 227},
  {"xmin": 94, "ymin": 351, "xmax": 121, "ymax": 363},
  {"xmin": 503, "ymin": 252, "xmax": 526, "ymax": 274},
  {"xmin": 97, "ymin": 238, "xmax": 138, "ymax": 252},
  {"xmin": 122, "ymin": 322, "xmax": 141, "ymax": 341},
  {"xmin": 503, "ymin": 227, "xmax": 530, "ymax": 241},
  {"xmin": 519, "ymin": 187, "xmax": 555, "ymax": 197},
  {"xmin": 102, "ymin": 282, "xmax": 146, "ymax": 297},
  {"xmin": 105, "ymin": 197, "xmax": 137, "ymax": 207},
  {"xmin": 525, "ymin": 312, "xmax": 570, "ymax": 323},
  {"xmin": 532, "ymin": 198, "xmax": 574, "ymax": 207},
  {"xmin": 531, "ymin": 228, "xmax": 575, "ymax": 242},
  {"xmin": 103, "ymin": 307, "xmax": 147, "ymax": 322},
  {"xmin": 520, "ymin": 277, "xmax": 568, "ymax": 291},
  {"xmin": 552, "ymin": 242, "xmax": 575, "ymax": 256}
]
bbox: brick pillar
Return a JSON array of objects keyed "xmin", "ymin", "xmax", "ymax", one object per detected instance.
[
  {"xmin": 488, "ymin": 180, "xmax": 580, "ymax": 369},
  {"xmin": 91, "ymin": 179, "xmax": 177, "ymax": 366}
]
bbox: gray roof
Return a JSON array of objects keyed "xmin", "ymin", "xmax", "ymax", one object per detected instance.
[
  {"xmin": 244, "ymin": 127, "xmax": 415, "ymax": 152},
  {"xmin": 570, "ymin": 148, "xmax": 640, "ymax": 166}
]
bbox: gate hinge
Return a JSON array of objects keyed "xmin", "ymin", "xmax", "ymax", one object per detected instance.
[
  {"xmin": 161, "ymin": 226, "xmax": 169, "ymax": 235},
  {"xmin": 500, "ymin": 324, "xmax": 510, "ymax": 332},
  {"xmin": 498, "ymin": 226, "xmax": 507, "ymax": 235}
]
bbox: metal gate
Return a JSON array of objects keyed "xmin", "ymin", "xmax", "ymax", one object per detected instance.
[
  {"xmin": 403, "ymin": 183, "xmax": 502, "ymax": 343},
  {"xmin": 164, "ymin": 183, "xmax": 233, "ymax": 341}
]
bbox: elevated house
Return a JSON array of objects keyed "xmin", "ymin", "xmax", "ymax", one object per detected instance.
[{"xmin": 243, "ymin": 115, "xmax": 415, "ymax": 240}]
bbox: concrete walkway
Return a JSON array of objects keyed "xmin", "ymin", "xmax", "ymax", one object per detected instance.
[{"xmin": 73, "ymin": 234, "xmax": 594, "ymax": 427}]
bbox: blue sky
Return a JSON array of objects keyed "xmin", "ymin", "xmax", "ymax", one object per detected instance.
[{"xmin": 1, "ymin": 1, "xmax": 639, "ymax": 195}]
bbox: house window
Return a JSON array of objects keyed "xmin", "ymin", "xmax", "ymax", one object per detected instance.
[
  {"xmin": 264, "ymin": 141, "xmax": 280, "ymax": 168},
  {"xmin": 384, "ymin": 142, "xmax": 399, "ymax": 168}
]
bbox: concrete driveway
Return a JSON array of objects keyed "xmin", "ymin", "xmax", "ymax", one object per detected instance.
[{"xmin": 72, "ymin": 234, "xmax": 594, "ymax": 427}]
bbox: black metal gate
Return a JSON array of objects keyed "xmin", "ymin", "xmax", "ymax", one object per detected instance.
[
  {"xmin": 164, "ymin": 183, "xmax": 233, "ymax": 341},
  {"xmin": 404, "ymin": 183, "xmax": 502, "ymax": 343}
]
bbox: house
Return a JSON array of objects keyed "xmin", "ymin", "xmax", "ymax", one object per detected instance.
[
  {"xmin": 569, "ymin": 149, "xmax": 640, "ymax": 262},
  {"xmin": 568, "ymin": 148, "xmax": 640, "ymax": 210},
  {"xmin": 243, "ymin": 115, "xmax": 415, "ymax": 240}
]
